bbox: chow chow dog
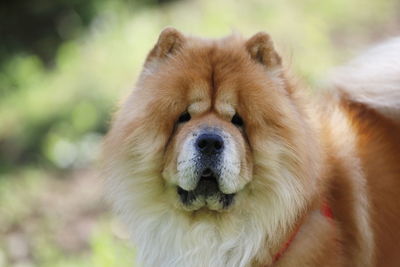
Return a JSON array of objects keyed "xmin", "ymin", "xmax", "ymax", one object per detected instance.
[{"xmin": 102, "ymin": 28, "xmax": 400, "ymax": 266}]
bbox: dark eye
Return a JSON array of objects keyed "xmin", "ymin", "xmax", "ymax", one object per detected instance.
[
  {"xmin": 177, "ymin": 111, "xmax": 191, "ymax": 123},
  {"xmin": 231, "ymin": 113, "xmax": 244, "ymax": 127}
]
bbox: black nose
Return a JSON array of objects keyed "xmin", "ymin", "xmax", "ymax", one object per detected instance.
[{"xmin": 196, "ymin": 133, "xmax": 224, "ymax": 155}]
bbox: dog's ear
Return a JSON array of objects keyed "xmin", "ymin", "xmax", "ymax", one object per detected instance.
[
  {"xmin": 245, "ymin": 32, "xmax": 281, "ymax": 68},
  {"xmin": 146, "ymin": 27, "xmax": 185, "ymax": 62}
]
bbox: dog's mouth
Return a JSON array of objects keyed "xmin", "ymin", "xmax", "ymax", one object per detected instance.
[{"xmin": 177, "ymin": 169, "xmax": 235, "ymax": 210}]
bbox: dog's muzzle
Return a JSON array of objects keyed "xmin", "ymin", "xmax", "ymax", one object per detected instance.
[{"xmin": 176, "ymin": 128, "xmax": 236, "ymax": 210}]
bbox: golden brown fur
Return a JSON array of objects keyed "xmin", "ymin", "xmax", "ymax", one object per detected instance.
[{"xmin": 102, "ymin": 28, "xmax": 400, "ymax": 266}]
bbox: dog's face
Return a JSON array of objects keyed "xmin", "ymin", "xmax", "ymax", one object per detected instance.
[
  {"xmin": 105, "ymin": 28, "xmax": 320, "ymax": 218},
  {"xmin": 163, "ymin": 92, "xmax": 252, "ymax": 211}
]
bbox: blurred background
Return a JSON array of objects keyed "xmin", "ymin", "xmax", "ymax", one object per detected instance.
[{"xmin": 0, "ymin": 0, "xmax": 399, "ymax": 266}]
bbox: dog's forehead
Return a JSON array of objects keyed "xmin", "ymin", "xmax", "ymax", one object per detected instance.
[
  {"xmin": 180, "ymin": 44, "xmax": 248, "ymax": 116},
  {"xmin": 185, "ymin": 81, "xmax": 238, "ymax": 118}
]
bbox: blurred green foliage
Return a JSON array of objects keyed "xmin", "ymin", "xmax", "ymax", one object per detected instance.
[
  {"xmin": 0, "ymin": 0, "xmax": 102, "ymax": 66},
  {"xmin": 0, "ymin": 0, "xmax": 398, "ymax": 266},
  {"xmin": 0, "ymin": 0, "xmax": 175, "ymax": 68}
]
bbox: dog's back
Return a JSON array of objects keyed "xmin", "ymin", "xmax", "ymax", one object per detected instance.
[{"xmin": 331, "ymin": 38, "xmax": 400, "ymax": 266}]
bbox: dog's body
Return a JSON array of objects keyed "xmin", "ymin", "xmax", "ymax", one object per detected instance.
[{"xmin": 102, "ymin": 29, "xmax": 400, "ymax": 266}]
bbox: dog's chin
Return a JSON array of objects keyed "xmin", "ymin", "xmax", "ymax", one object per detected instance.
[{"xmin": 176, "ymin": 176, "xmax": 236, "ymax": 212}]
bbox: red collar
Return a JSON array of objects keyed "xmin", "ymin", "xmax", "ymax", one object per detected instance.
[{"xmin": 272, "ymin": 202, "xmax": 333, "ymax": 263}]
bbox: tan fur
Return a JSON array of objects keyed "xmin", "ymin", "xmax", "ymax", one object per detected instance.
[{"xmin": 102, "ymin": 28, "xmax": 400, "ymax": 267}]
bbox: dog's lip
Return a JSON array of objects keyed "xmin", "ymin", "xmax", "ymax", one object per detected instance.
[
  {"xmin": 177, "ymin": 174, "xmax": 236, "ymax": 209},
  {"xmin": 177, "ymin": 186, "xmax": 236, "ymax": 209},
  {"xmin": 178, "ymin": 174, "xmax": 219, "ymax": 195},
  {"xmin": 202, "ymin": 168, "xmax": 213, "ymax": 177}
]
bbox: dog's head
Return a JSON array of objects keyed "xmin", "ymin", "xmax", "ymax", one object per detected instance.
[{"xmin": 104, "ymin": 28, "xmax": 321, "ymax": 218}]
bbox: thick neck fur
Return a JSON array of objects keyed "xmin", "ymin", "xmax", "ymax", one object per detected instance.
[
  {"xmin": 131, "ymin": 208, "xmax": 268, "ymax": 267},
  {"xmin": 105, "ymin": 158, "xmax": 308, "ymax": 267}
]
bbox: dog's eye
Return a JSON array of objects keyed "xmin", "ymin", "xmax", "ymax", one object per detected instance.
[
  {"xmin": 177, "ymin": 112, "xmax": 191, "ymax": 123},
  {"xmin": 231, "ymin": 113, "xmax": 244, "ymax": 127}
]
